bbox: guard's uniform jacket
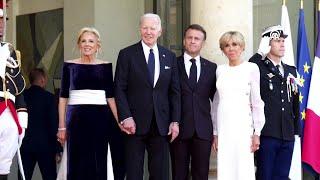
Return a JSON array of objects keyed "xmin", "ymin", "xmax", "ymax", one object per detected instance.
[
  {"xmin": 249, "ymin": 53, "xmax": 300, "ymax": 141},
  {"xmin": 0, "ymin": 42, "xmax": 28, "ymax": 176},
  {"xmin": 0, "ymin": 42, "xmax": 27, "ymax": 130}
]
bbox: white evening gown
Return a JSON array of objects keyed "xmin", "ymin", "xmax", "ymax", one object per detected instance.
[{"xmin": 212, "ymin": 61, "xmax": 265, "ymax": 180}]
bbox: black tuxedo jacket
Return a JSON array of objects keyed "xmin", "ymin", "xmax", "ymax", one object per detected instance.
[
  {"xmin": 249, "ymin": 53, "xmax": 300, "ymax": 141},
  {"xmin": 21, "ymin": 85, "xmax": 58, "ymax": 152},
  {"xmin": 114, "ymin": 42, "xmax": 181, "ymax": 136},
  {"xmin": 177, "ymin": 56, "xmax": 217, "ymax": 141}
]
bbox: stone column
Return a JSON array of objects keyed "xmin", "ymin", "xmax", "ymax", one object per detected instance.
[
  {"xmin": 64, "ymin": 0, "xmax": 144, "ymax": 65},
  {"xmin": 94, "ymin": 0, "xmax": 144, "ymax": 66},
  {"xmin": 64, "ymin": 0, "xmax": 95, "ymax": 60},
  {"xmin": 190, "ymin": 0, "xmax": 253, "ymax": 178},
  {"xmin": 190, "ymin": 0, "xmax": 253, "ymax": 65}
]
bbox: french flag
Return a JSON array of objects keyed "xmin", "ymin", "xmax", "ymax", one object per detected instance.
[{"xmin": 301, "ymin": 10, "xmax": 320, "ymax": 174}]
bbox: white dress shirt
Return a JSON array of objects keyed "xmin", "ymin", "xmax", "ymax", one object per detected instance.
[
  {"xmin": 183, "ymin": 52, "xmax": 201, "ymax": 82},
  {"xmin": 141, "ymin": 41, "xmax": 160, "ymax": 87}
]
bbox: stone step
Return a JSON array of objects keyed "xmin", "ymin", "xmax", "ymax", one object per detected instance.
[
  {"xmin": 208, "ymin": 169, "xmax": 217, "ymax": 180},
  {"xmin": 209, "ymin": 152, "xmax": 217, "ymax": 180}
]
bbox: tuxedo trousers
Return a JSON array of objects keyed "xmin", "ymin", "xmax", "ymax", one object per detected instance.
[
  {"xmin": 18, "ymin": 150, "xmax": 56, "ymax": 180},
  {"xmin": 124, "ymin": 117, "xmax": 169, "ymax": 180},
  {"xmin": 170, "ymin": 134, "xmax": 212, "ymax": 180}
]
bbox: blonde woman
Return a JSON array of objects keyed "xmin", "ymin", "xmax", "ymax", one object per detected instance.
[
  {"xmin": 212, "ymin": 31, "xmax": 265, "ymax": 180},
  {"xmin": 57, "ymin": 27, "xmax": 117, "ymax": 180}
]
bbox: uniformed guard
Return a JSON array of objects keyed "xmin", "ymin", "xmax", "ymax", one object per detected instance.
[
  {"xmin": 0, "ymin": 1, "xmax": 28, "ymax": 180},
  {"xmin": 249, "ymin": 25, "xmax": 301, "ymax": 180}
]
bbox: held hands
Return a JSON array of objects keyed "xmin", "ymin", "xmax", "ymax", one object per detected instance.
[
  {"xmin": 120, "ymin": 118, "xmax": 136, "ymax": 134},
  {"xmin": 168, "ymin": 122, "xmax": 179, "ymax": 142},
  {"xmin": 251, "ymin": 135, "xmax": 260, "ymax": 153},
  {"xmin": 257, "ymin": 36, "xmax": 271, "ymax": 57},
  {"xmin": 117, "ymin": 121, "xmax": 131, "ymax": 134}
]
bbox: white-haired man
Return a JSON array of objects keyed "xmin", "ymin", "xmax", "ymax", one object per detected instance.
[{"xmin": 115, "ymin": 13, "xmax": 180, "ymax": 180}]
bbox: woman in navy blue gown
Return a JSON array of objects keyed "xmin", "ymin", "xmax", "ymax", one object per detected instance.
[{"xmin": 57, "ymin": 27, "xmax": 120, "ymax": 180}]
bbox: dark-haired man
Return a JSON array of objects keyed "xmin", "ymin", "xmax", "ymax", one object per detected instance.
[
  {"xmin": 170, "ymin": 24, "xmax": 217, "ymax": 180},
  {"xmin": 20, "ymin": 68, "xmax": 58, "ymax": 180},
  {"xmin": 249, "ymin": 25, "xmax": 300, "ymax": 180}
]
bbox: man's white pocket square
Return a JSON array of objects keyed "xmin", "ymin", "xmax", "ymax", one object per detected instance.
[{"xmin": 165, "ymin": 66, "xmax": 171, "ymax": 69}]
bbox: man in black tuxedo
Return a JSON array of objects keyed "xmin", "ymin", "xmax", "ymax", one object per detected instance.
[
  {"xmin": 170, "ymin": 24, "xmax": 217, "ymax": 180},
  {"xmin": 19, "ymin": 68, "xmax": 59, "ymax": 180},
  {"xmin": 114, "ymin": 13, "xmax": 181, "ymax": 180}
]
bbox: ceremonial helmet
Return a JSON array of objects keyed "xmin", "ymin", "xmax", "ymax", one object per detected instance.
[
  {"xmin": 0, "ymin": 0, "xmax": 9, "ymax": 40},
  {"xmin": 0, "ymin": 0, "xmax": 9, "ymax": 19},
  {"xmin": 261, "ymin": 25, "xmax": 288, "ymax": 39}
]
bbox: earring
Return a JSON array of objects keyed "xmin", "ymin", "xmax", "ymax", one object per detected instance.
[
  {"xmin": 96, "ymin": 48, "xmax": 102, "ymax": 59},
  {"xmin": 95, "ymin": 49, "xmax": 99, "ymax": 59}
]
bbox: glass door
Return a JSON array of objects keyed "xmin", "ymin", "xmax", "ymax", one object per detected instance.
[{"xmin": 145, "ymin": 0, "xmax": 190, "ymax": 56}]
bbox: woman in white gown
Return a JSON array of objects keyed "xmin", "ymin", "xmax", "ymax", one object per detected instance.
[{"xmin": 212, "ymin": 31, "xmax": 265, "ymax": 180}]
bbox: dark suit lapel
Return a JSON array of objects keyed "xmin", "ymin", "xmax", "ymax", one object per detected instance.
[
  {"xmin": 196, "ymin": 58, "xmax": 206, "ymax": 89},
  {"xmin": 155, "ymin": 46, "xmax": 166, "ymax": 88},
  {"xmin": 135, "ymin": 42, "xmax": 153, "ymax": 87},
  {"xmin": 178, "ymin": 56, "xmax": 195, "ymax": 90},
  {"xmin": 177, "ymin": 56, "xmax": 189, "ymax": 83}
]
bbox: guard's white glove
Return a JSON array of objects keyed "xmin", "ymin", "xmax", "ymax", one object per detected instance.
[
  {"xmin": 0, "ymin": 43, "xmax": 10, "ymax": 61},
  {"xmin": 18, "ymin": 111, "xmax": 28, "ymax": 128},
  {"xmin": 17, "ymin": 111, "xmax": 28, "ymax": 147},
  {"xmin": 0, "ymin": 43, "xmax": 10, "ymax": 79},
  {"xmin": 257, "ymin": 36, "xmax": 271, "ymax": 57}
]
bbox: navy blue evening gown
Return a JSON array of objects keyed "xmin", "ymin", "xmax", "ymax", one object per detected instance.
[{"xmin": 60, "ymin": 62, "xmax": 114, "ymax": 180}]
